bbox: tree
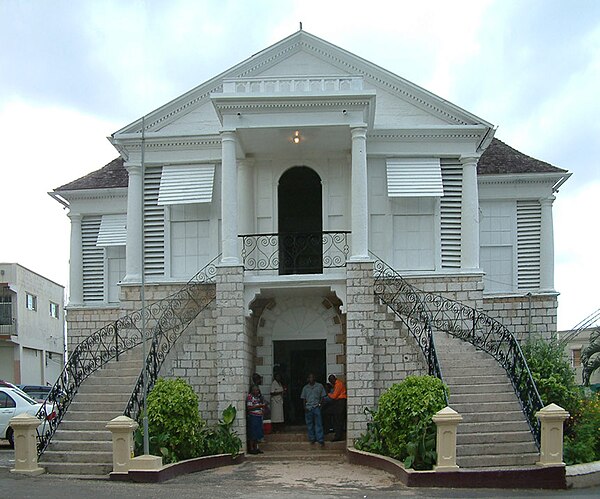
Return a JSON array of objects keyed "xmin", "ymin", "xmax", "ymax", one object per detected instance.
[{"xmin": 582, "ymin": 327, "xmax": 600, "ymax": 386}]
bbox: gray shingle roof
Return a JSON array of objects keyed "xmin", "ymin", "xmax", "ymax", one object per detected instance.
[
  {"xmin": 54, "ymin": 138, "xmax": 566, "ymax": 192},
  {"xmin": 54, "ymin": 157, "xmax": 128, "ymax": 191},
  {"xmin": 478, "ymin": 138, "xmax": 566, "ymax": 175}
]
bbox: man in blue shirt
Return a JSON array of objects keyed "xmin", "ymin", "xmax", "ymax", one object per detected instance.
[{"xmin": 300, "ymin": 373, "xmax": 327, "ymax": 445}]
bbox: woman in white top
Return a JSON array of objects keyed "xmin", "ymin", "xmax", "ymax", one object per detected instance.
[{"xmin": 270, "ymin": 372, "xmax": 286, "ymax": 431}]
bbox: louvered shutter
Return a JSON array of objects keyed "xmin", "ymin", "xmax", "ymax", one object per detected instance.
[
  {"xmin": 158, "ymin": 164, "xmax": 215, "ymax": 205},
  {"xmin": 144, "ymin": 166, "xmax": 165, "ymax": 277},
  {"xmin": 440, "ymin": 159, "xmax": 462, "ymax": 268},
  {"xmin": 81, "ymin": 216, "xmax": 104, "ymax": 302},
  {"xmin": 96, "ymin": 214, "xmax": 127, "ymax": 247},
  {"xmin": 386, "ymin": 158, "xmax": 443, "ymax": 197},
  {"xmin": 517, "ymin": 200, "xmax": 541, "ymax": 290}
]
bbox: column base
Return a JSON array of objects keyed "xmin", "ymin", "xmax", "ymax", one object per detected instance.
[
  {"xmin": 434, "ymin": 464, "xmax": 459, "ymax": 472},
  {"xmin": 121, "ymin": 274, "xmax": 142, "ymax": 284},
  {"xmin": 11, "ymin": 467, "xmax": 45, "ymax": 476},
  {"xmin": 129, "ymin": 454, "xmax": 163, "ymax": 471}
]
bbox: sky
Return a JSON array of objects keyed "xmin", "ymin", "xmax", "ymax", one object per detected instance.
[{"xmin": 1, "ymin": 0, "xmax": 599, "ymax": 331}]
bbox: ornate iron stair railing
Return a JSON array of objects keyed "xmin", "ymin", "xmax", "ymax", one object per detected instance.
[
  {"xmin": 371, "ymin": 253, "xmax": 544, "ymax": 446},
  {"xmin": 123, "ymin": 257, "xmax": 219, "ymax": 421},
  {"xmin": 371, "ymin": 253, "xmax": 446, "ymax": 403},
  {"xmin": 35, "ymin": 255, "xmax": 219, "ymax": 456}
]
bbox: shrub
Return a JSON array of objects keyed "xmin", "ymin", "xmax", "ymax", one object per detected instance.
[
  {"xmin": 200, "ymin": 405, "xmax": 243, "ymax": 457},
  {"xmin": 356, "ymin": 375, "xmax": 448, "ymax": 470},
  {"xmin": 564, "ymin": 394, "xmax": 600, "ymax": 465},
  {"xmin": 145, "ymin": 378, "xmax": 205, "ymax": 463}
]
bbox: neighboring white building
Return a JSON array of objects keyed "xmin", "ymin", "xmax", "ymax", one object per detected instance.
[
  {"xmin": 0, "ymin": 263, "xmax": 65, "ymax": 385},
  {"xmin": 560, "ymin": 327, "xmax": 600, "ymax": 387},
  {"xmin": 51, "ymin": 31, "xmax": 570, "ymax": 433}
]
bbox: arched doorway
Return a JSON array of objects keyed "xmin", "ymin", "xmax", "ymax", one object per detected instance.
[{"xmin": 278, "ymin": 166, "xmax": 323, "ymax": 274}]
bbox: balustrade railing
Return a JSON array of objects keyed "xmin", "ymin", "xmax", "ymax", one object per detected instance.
[
  {"xmin": 35, "ymin": 256, "xmax": 219, "ymax": 456},
  {"xmin": 371, "ymin": 252, "xmax": 543, "ymax": 446},
  {"xmin": 240, "ymin": 231, "xmax": 350, "ymax": 274},
  {"xmin": 223, "ymin": 75, "xmax": 364, "ymax": 94}
]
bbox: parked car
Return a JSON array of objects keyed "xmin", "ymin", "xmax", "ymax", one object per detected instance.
[
  {"xmin": 17, "ymin": 384, "xmax": 52, "ymax": 403},
  {"xmin": 0, "ymin": 386, "xmax": 50, "ymax": 448}
]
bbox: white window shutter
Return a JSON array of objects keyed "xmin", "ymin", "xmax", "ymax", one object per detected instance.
[
  {"xmin": 96, "ymin": 214, "xmax": 127, "ymax": 247},
  {"xmin": 82, "ymin": 216, "xmax": 104, "ymax": 302},
  {"xmin": 144, "ymin": 166, "xmax": 165, "ymax": 277},
  {"xmin": 158, "ymin": 164, "xmax": 215, "ymax": 205},
  {"xmin": 517, "ymin": 200, "xmax": 541, "ymax": 290},
  {"xmin": 386, "ymin": 158, "xmax": 443, "ymax": 197},
  {"xmin": 440, "ymin": 159, "xmax": 462, "ymax": 268}
]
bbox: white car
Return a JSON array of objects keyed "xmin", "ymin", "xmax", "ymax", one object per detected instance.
[{"xmin": 0, "ymin": 386, "xmax": 46, "ymax": 448}]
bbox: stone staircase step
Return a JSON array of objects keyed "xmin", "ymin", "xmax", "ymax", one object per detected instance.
[
  {"xmin": 458, "ymin": 441, "xmax": 538, "ymax": 456},
  {"xmin": 42, "ymin": 450, "xmax": 113, "ymax": 464},
  {"xmin": 52, "ymin": 430, "xmax": 112, "ymax": 442},
  {"xmin": 82, "ymin": 375, "xmax": 138, "ymax": 386},
  {"xmin": 457, "ymin": 430, "xmax": 534, "ymax": 445},
  {"xmin": 42, "ymin": 462, "xmax": 113, "ymax": 475},
  {"xmin": 450, "ymin": 392, "xmax": 517, "ymax": 404},
  {"xmin": 246, "ymin": 450, "xmax": 346, "ymax": 462},
  {"xmin": 461, "ymin": 411, "xmax": 525, "ymax": 423},
  {"xmin": 447, "ymin": 383, "xmax": 514, "ymax": 395},
  {"xmin": 69, "ymin": 401, "xmax": 127, "ymax": 412},
  {"xmin": 458, "ymin": 453, "xmax": 539, "ymax": 468},
  {"xmin": 458, "ymin": 420, "xmax": 531, "ymax": 434},
  {"xmin": 436, "ymin": 358, "xmax": 500, "ymax": 369},
  {"xmin": 74, "ymin": 392, "xmax": 132, "ymax": 403},
  {"xmin": 48, "ymin": 440, "xmax": 113, "ymax": 452},
  {"xmin": 62, "ymin": 410, "xmax": 123, "ymax": 422},
  {"xmin": 445, "ymin": 375, "xmax": 508, "ymax": 385},
  {"xmin": 261, "ymin": 440, "xmax": 346, "ymax": 452},
  {"xmin": 78, "ymin": 383, "xmax": 135, "ymax": 394},
  {"xmin": 265, "ymin": 432, "xmax": 309, "ymax": 442},
  {"xmin": 60, "ymin": 420, "xmax": 113, "ymax": 431},
  {"xmin": 451, "ymin": 401, "xmax": 522, "ymax": 413},
  {"xmin": 442, "ymin": 366, "xmax": 503, "ymax": 376}
]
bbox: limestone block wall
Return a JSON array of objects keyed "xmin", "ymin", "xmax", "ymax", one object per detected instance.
[
  {"xmin": 372, "ymin": 303, "xmax": 427, "ymax": 399},
  {"xmin": 65, "ymin": 307, "xmax": 122, "ymax": 350},
  {"xmin": 482, "ymin": 293, "xmax": 558, "ymax": 341},
  {"xmin": 403, "ymin": 274, "xmax": 484, "ymax": 310}
]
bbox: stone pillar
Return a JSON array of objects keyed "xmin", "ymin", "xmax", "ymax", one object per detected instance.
[
  {"xmin": 238, "ymin": 159, "xmax": 255, "ymax": 236},
  {"xmin": 539, "ymin": 196, "xmax": 556, "ymax": 292},
  {"xmin": 221, "ymin": 131, "xmax": 240, "ymax": 265},
  {"xmin": 215, "ymin": 265, "xmax": 249, "ymax": 441},
  {"xmin": 345, "ymin": 260, "xmax": 376, "ymax": 443},
  {"xmin": 350, "ymin": 126, "xmax": 369, "ymax": 260},
  {"xmin": 106, "ymin": 415, "xmax": 138, "ymax": 475},
  {"xmin": 68, "ymin": 212, "xmax": 83, "ymax": 306},
  {"xmin": 9, "ymin": 413, "xmax": 44, "ymax": 475},
  {"xmin": 536, "ymin": 403, "xmax": 569, "ymax": 466},
  {"xmin": 123, "ymin": 163, "xmax": 143, "ymax": 283},
  {"xmin": 460, "ymin": 155, "xmax": 480, "ymax": 271},
  {"xmin": 432, "ymin": 406, "xmax": 463, "ymax": 471}
]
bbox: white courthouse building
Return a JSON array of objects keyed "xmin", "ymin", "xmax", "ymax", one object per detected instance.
[{"xmin": 50, "ymin": 31, "xmax": 570, "ymax": 458}]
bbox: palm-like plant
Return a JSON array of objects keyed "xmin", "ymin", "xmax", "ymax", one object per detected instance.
[{"xmin": 582, "ymin": 327, "xmax": 600, "ymax": 386}]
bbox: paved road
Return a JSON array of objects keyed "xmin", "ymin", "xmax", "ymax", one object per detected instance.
[{"xmin": 1, "ymin": 446, "xmax": 599, "ymax": 499}]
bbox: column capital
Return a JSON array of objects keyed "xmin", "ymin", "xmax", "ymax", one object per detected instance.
[
  {"xmin": 220, "ymin": 130, "xmax": 237, "ymax": 141},
  {"xmin": 459, "ymin": 154, "xmax": 480, "ymax": 166},
  {"xmin": 67, "ymin": 212, "xmax": 82, "ymax": 222},
  {"xmin": 540, "ymin": 195, "xmax": 556, "ymax": 206},
  {"xmin": 124, "ymin": 162, "xmax": 142, "ymax": 175},
  {"xmin": 350, "ymin": 126, "xmax": 368, "ymax": 139}
]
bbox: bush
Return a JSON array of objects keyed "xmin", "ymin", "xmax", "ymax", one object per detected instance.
[
  {"xmin": 199, "ymin": 405, "xmax": 243, "ymax": 456},
  {"xmin": 355, "ymin": 375, "xmax": 448, "ymax": 470},
  {"xmin": 564, "ymin": 394, "xmax": 600, "ymax": 465},
  {"xmin": 522, "ymin": 337, "xmax": 582, "ymax": 418},
  {"xmin": 145, "ymin": 378, "xmax": 205, "ymax": 463}
]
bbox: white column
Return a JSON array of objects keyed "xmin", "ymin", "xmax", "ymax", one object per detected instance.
[
  {"xmin": 123, "ymin": 163, "xmax": 143, "ymax": 283},
  {"xmin": 540, "ymin": 196, "xmax": 555, "ymax": 292},
  {"xmin": 460, "ymin": 155, "xmax": 480, "ymax": 271},
  {"xmin": 237, "ymin": 159, "xmax": 254, "ymax": 235},
  {"xmin": 350, "ymin": 126, "xmax": 369, "ymax": 260},
  {"xmin": 67, "ymin": 213, "xmax": 83, "ymax": 306},
  {"xmin": 221, "ymin": 131, "xmax": 239, "ymax": 265}
]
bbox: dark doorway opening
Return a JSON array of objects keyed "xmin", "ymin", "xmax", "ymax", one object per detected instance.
[
  {"xmin": 273, "ymin": 339, "xmax": 326, "ymax": 425},
  {"xmin": 277, "ymin": 166, "xmax": 323, "ymax": 275}
]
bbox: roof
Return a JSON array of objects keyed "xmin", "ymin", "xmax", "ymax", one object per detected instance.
[
  {"xmin": 55, "ymin": 138, "xmax": 566, "ymax": 192},
  {"xmin": 478, "ymin": 138, "xmax": 566, "ymax": 175},
  {"xmin": 54, "ymin": 157, "xmax": 128, "ymax": 191}
]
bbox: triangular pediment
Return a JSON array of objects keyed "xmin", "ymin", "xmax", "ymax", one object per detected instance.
[{"xmin": 114, "ymin": 31, "xmax": 492, "ymax": 138}]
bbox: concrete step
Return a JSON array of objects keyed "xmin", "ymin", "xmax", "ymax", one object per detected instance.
[
  {"xmin": 48, "ymin": 440, "xmax": 112, "ymax": 452},
  {"xmin": 42, "ymin": 450, "xmax": 113, "ymax": 464},
  {"xmin": 74, "ymin": 392, "xmax": 132, "ymax": 403},
  {"xmin": 265, "ymin": 432, "xmax": 309, "ymax": 442},
  {"xmin": 461, "ymin": 411, "xmax": 525, "ymax": 424},
  {"xmin": 436, "ymin": 357, "xmax": 500, "ymax": 369},
  {"xmin": 69, "ymin": 401, "xmax": 127, "ymax": 412},
  {"xmin": 78, "ymin": 383, "xmax": 135, "ymax": 395},
  {"xmin": 245, "ymin": 450, "xmax": 346, "ymax": 462},
  {"xmin": 445, "ymin": 375, "xmax": 510, "ymax": 385},
  {"xmin": 82, "ymin": 375, "xmax": 139, "ymax": 386},
  {"xmin": 458, "ymin": 420, "xmax": 531, "ymax": 434},
  {"xmin": 62, "ymin": 410, "xmax": 122, "ymax": 422},
  {"xmin": 448, "ymin": 383, "xmax": 514, "ymax": 395},
  {"xmin": 42, "ymin": 462, "xmax": 113, "ymax": 476},
  {"xmin": 450, "ymin": 391, "xmax": 517, "ymax": 404},
  {"xmin": 442, "ymin": 366, "xmax": 504, "ymax": 376},
  {"xmin": 60, "ymin": 420, "xmax": 114, "ymax": 431},
  {"xmin": 458, "ymin": 441, "xmax": 538, "ymax": 456},
  {"xmin": 52, "ymin": 430, "xmax": 112, "ymax": 442},
  {"xmin": 451, "ymin": 401, "xmax": 522, "ymax": 414},
  {"xmin": 458, "ymin": 453, "xmax": 539, "ymax": 468},
  {"xmin": 261, "ymin": 440, "xmax": 346, "ymax": 452},
  {"xmin": 95, "ymin": 366, "xmax": 141, "ymax": 376},
  {"xmin": 457, "ymin": 431, "xmax": 534, "ymax": 445}
]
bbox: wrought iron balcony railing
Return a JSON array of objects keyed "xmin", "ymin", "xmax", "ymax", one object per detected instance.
[
  {"xmin": 240, "ymin": 231, "xmax": 350, "ymax": 274},
  {"xmin": 35, "ymin": 256, "xmax": 219, "ymax": 456}
]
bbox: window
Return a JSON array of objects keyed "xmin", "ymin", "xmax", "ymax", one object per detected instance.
[
  {"xmin": 480, "ymin": 201, "xmax": 515, "ymax": 293},
  {"xmin": 25, "ymin": 293, "xmax": 37, "ymax": 311},
  {"xmin": 391, "ymin": 197, "xmax": 435, "ymax": 271},
  {"xmin": 0, "ymin": 391, "xmax": 16, "ymax": 409},
  {"xmin": 0, "ymin": 295, "xmax": 12, "ymax": 325},
  {"xmin": 170, "ymin": 204, "xmax": 212, "ymax": 279},
  {"xmin": 49, "ymin": 301, "xmax": 59, "ymax": 319},
  {"xmin": 571, "ymin": 348, "xmax": 582, "ymax": 368}
]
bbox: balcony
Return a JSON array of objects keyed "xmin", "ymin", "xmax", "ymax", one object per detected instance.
[
  {"xmin": 0, "ymin": 321, "xmax": 16, "ymax": 336},
  {"xmin": 222, "ymin": 76, "xmax": 364, "ymax": 95},
  {"xmin": 240, "ymin": 231, "xmax": 350, "ymax": 275}
]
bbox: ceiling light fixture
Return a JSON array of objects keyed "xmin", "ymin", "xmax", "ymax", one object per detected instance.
[{"xmin": 292, "ymin": 130, "xmax": 301, "ymax": 144}]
